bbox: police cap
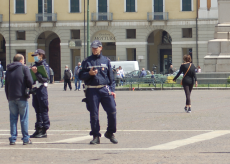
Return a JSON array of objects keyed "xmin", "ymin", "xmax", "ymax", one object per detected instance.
[
  {"xmin": 31, "ymin": 49, "xmax": 45, "ymax": 56},
  {"xmin": 91, "ymin": 40, "xmax": 102, "ymax": 48}
]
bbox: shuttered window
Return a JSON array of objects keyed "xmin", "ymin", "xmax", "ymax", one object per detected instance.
[
  {"xmin": 182, "ymin": 0, "xmax": 192, "ymax": 11},
  {"xmin": 198, "ymin": 0, "xmax": 211, "ymax": 10},
  {"xmin": 38, "ymin": 0, "xmax": 52, "ymax": 13},
  {"xmin": 154, "ymin": 0, "xmax": 163, "ymax": 12},
  {"xmin": 98, "ymin": 0, "xmax": 107, "ymax": 12},
  {"xmin": 126, "ymin": 0, "xmax": 135, "ymax": 12},
  {"xmin": 71, "ymin": 0, "xmax": 80, "ymax": 13},
  {"xmin": 38, "ymin": 0, "xmax": 43, "ymax": 13},
  {"xmin": 16, "ymin": 0, "xmax": 25, "ymax": 14},
  {"xmin": 47, "ymin": 0, "xmax": 52, "ymax": 13},
  {"xmin": 207, "ymin": 0, "xmax": 211, "ymax": 10}
]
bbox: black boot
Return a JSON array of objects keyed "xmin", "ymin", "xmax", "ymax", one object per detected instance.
[
  {"xmin": 104, "ymin": 132, "xmax": 118, "ymax": 144},
  {"xmin": 41, "ymin": 127, "xmax": 47, "ymax": 138},
  {"xmin": 90, "ymin": 136, "xmax": 100, "ymax": 145},
  {"xmin": 30, "ymin": 128, "xmax": 43, "ymax": 138}
]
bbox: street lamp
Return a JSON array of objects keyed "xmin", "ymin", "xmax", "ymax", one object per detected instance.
[
  {"xmin": 9, "ymin": 0, "xmax": 11, "ymax": 63},
  {"xmin": 87, "ymin": 0, "xmax": 90, "ymax": 57},
  {"xmin": 84, "ymin": 0, "xmax": 85, "ymax": 59}
]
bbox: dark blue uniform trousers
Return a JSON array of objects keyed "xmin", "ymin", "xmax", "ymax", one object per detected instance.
[
  {"xmin": 32, "ymin": 86, "xmax": 50, "ymax": 130},
  {"xmin": 86, "ymin": 87, "xmax": 116, "ymax": 137}
]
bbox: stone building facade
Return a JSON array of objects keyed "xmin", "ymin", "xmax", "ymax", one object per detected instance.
[{"xmin": 0, "ymin": 0, "xmax": 218, "ymax": 80}]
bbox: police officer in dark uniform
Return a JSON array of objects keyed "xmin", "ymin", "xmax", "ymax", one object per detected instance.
[
  {"xmin": 30, "ymin": 49, "xmax": 50, "ymax": 138},
  {"xmin": 79, "ymin": 40, "xmax": 118, "ymax": 145}
]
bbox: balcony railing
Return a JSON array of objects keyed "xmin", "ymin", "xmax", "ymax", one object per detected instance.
[
  {"xmin": 0, "ymin": 14, "xmax": 2, "ymax": 23},
  {"xmin": 147, "ymin": 12, "xmax": 168, "ymax": 21},
  {"xmin": 91, "ymin": 12, "xmax": 113, "ymax": 21},
  {"xmin": 36, "ymin": 13, "xmax": 57, "ymax": 22}
]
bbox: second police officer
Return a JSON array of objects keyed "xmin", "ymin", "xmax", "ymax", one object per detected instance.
[
  {"xmin": 79, "ymin": 40, "xmax": 118, "ymax": 144},
  {"xmin": 30, "ymin": 49, "xmax": 51, "ymax": 138}
]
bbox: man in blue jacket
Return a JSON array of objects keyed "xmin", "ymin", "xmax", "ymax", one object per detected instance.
[
  {"xmin": 74, "ymin": 62, "xmax": 82, "ymax": 91},
  {"xmin": 5, "ymin": 54, "xmax": 33, "ymax": 145},
  {"xmin": 140, "ymin": 68, "xmax": 147, "ymax": 77},
  {"xmin": 79, "ymin": 40, "xmax": 118, "ymax": 145}
]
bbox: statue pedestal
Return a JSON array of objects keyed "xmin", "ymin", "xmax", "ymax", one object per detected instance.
[{"xmin": 204, "ymin": 0, "xmax": 230, "ymax": 72}]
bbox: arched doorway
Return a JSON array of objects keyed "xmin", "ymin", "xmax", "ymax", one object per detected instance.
[
  {"xmin": 0, "ymin": 34, "xmax": 6, "ymax": 70},
  {"xmin": 147, "ymin": 30, "xmax": 172, "ymax": 74},
  {"xmin": 37, "ymin": 31, "xmax": 61, "ymax": 81},
  {"xmin": 92, "ymin": 30, "xmax": 116, "ymax": 61},
  {"xmin": 49, "ymin": 38, "xmax": 61, "ymax": 81}
]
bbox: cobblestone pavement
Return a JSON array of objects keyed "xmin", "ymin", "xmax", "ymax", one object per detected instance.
[{"xmin": 1, "ymin": 84, "xmax": 230, "ymax": 164}]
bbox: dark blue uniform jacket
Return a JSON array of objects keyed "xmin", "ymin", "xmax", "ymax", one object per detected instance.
[
  {"xmin": 79, "ymin": 53, "xmax": 115, "ymax": 92},
  {"xmin": 33, "ymin": 59, "xmax": 50, "ymax": 84}
]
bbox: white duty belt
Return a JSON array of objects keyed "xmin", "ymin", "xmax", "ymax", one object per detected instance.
[
  {"xmin": 86, "ymin": 85, "xmax": 106, "ymax": 89},
  {"xmin": 86, "ymin": 85, "xmax": 112, "ymax": 95},
  {"xmin": 87, "ymin": 66, "xmax": 108, "ymax": 69},
  {"xmin": 33, "ymin": 81, "xmax": 48, "ymax": 88}
]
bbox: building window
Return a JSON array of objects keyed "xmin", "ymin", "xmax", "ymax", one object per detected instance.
[
  {"xmin": 98, "ymin": 0, "xmax": 108, "ymax": 12},
  {"xmin": 182, "ymin": 28, "xmax": 192, "ymax": 38},
  {"xmin": 182, "ymin": 0, "xmax": 192, "ymax": 11},
  {"xmin": 182, "ymin": 48, "xmax": 192, "ymax": 61},
  {"xmin": 70, "ymin": 0, "xmax": 80, "ymax": 13},
  {"xmin": 126, "ymin": 29, "xmax": 136, "ymax": 39},
  {"xmin": 38, "ymin": 0, "xmax": 43, "ymax": 13},
  {"xmin": 38, "ymin": 0, "xmax": 52, "ymax": 13},
  {"xmin": 71, "ymin": 30, "xmax": 80, "ymax": 39},
  {"xmin": 15, "ymin": 0, "xmax": 25, "ymax": 13},
  {"xmin": 16, "ymin": 31, "xmax": 26, "ymax": 40},
  {"xmin": 153, "ymin": 0, "xmax": 163, "ymax": 12},
  {"xmin": 198, "ymin": 0, "xmax": 211, "ymax": 10},
  {"xmin": 127, "ymin": 48, "xmax": 136, "ymax": 61},
  {"xmin": 126, "ymin": 0, "xmax": 135, "ymax": 12}
]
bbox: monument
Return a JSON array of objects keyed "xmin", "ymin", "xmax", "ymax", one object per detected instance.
[{"xmin": 204, "ymin": 0, "xmax": 230, "ymax": 72}]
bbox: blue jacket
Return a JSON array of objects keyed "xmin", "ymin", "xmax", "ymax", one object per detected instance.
[
  {"xmin": 79, "ymin": 53, "xmax": 115, "ymax": 92},
  {"xmin": 140, "ymin": 70, "xmax": 147, "ymax": 77},
  {"xmin": 33, "ymin": 59, "xmax": 50, "ymax": 83},
  {"xmin": 5, "ymin": 62, "xmax": 33, "ymax": 101},
  {"xmin": 74, "ymin": 66, "xmax": 81, "ymax": 76}
]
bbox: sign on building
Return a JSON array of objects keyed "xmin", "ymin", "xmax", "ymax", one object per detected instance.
[{"xmin": 92, "ymin": 31, "xmax": 116, "ymax": 42}]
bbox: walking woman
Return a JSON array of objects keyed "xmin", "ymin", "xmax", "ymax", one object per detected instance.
[{"xmin": 173, "ymin": 55, "xmax": 198, "ymax": 113}]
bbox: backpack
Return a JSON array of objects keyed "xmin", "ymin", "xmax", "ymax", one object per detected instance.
[{"xmin": 64, "ymin": 70, "xmax": 71, "ymax": 79}]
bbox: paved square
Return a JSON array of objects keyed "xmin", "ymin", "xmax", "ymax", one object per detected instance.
[{"xmin": 1, "ymin": 84, "xmax": 230, "ymax": 163}]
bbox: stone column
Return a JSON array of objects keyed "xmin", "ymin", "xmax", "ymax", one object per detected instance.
[{"xmin": 218, "ymin": 0, "xmax": 230, "ymax": 24}]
